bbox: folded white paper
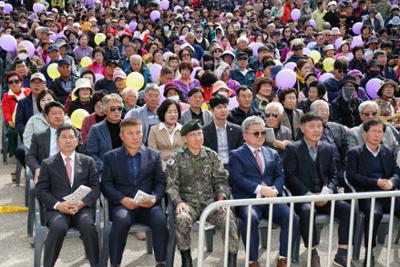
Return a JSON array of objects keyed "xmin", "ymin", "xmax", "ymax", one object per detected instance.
[
  {"xmin": 63, "ymin": 185, "xmax": 92, "ymax": 202},
  {"xmin": 133, "ymin": 190, "xmax": 155, "ymax": 205},
  {"xmin": 265, "ymin": 128, "xmax": 276, "ymax": 143}
]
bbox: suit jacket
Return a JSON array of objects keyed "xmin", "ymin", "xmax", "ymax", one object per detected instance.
[
  {"xmin": 36, "ymin": 152, "xmax": 100, "ymax": 222},
  {"xmin": 346, "ymin": 144, "xmax": 400, "ymax": 192},
  {"xmin": 203, "ymin": 121, "xmax": 243, "ymax": 153},
  {"xmin": 86, "ymin": 119, "xmax": 113, "ymax": 172},
  {"xmin": 15, "ymin": 93, "xmax": 33, "ymax": 137},
  {"xmin": 229, "ymin": 145, "xmax": 285, "ymax": 199},
  {"xmin": 180, "ymin": 108, "xmax": 213, "ymax": 126},
  {"xmin": 282, "ymin": 108, "xmax": 303, "ymax": 140},
  {"xmin": 284, "ymin": 139, "xmax": 339, "ymax": 196},
  {"xmin": 101, "ymin": 145, "xmax": 165, "ymax": 206}
]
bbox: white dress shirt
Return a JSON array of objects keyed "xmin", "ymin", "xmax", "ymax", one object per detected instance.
[{"xmin": 49, "ymin": 127, "xmax": 58, "ymax": 156}]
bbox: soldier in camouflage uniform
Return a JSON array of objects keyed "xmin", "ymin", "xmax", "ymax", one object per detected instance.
[{"xmin": 166, "ymin": 119, "xmax": 239, "ymax": 267}]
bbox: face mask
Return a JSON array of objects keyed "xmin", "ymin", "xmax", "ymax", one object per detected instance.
[
  {"xmin": 168, "ymin": 95, "xmax": 180, "ymax": 102},
  {"xmin": 342, "ymin": 87, "xmax": 354, "ymax": 99},
  {"xmin": 18, "ymin": 53, "xmax": 28, "ymax": 60},
  {"xmin": 217, "ymin": 91, "xmax": 229, "ymax": 98}
]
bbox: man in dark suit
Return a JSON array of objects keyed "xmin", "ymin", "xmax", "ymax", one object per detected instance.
[
  {"xmin": 101, "ymin": 117, "xmax": 168, "ymax": 267},
  {"xmin": 203, "ymin": 95, "xmax": 243, "ymax": 168},
  {"xmin": 26, "ymin": 101, "xmax": 69, "ymax": 183},
  {"xmin": 284, "ymin": 113, "xmax": 353, "ymax": 267},
  {"xmin": 36, "ymin": 124, "xmax": 100, "ymax": 267},
  {"xmin": 346, "ymin": 119, "xmax": 400, "ymax": 267},
  {"xmin": 229, "ymin": 115, "xmax": 298, "ymax": 267}
]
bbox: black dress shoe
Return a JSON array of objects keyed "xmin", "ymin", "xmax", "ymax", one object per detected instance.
[
  {"xmin": 333, "ymin": 253, "xmax": 355, "ymax": 267},
  {"xmin": 180, "ymin": 249, "xmax": 193, "ymax": 267}
]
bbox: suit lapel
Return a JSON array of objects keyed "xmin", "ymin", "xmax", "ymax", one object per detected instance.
[
  {"xmin": 209, "ymin": 122, "xmax": 218, "ymax": 150},
  {"xmin": 44, "ymin": 128, "xmax": 51, "ymax": 157},
  {"xmin": 55, "ymin": 153, "xmax": 71, "ymax": 188},
  {"xmin": 226, "ymin": 122, "xmax": 234, "ymax": 151},
  {"xmin": 100, "ymin": 120, "xmax": 113, "ymax": 151},
  {"xmin": 72, "ymin": 153, "xmax": 81, "ymax": 190},
  {"xmin": 243, "ymin": 145, "xmax": 263, "ymax": 176},
  {"xmin": 379, "ymin": 148, "xmax": 390, "ymax": 178}
]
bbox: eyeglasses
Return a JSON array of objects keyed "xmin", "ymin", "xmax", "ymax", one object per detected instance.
[
  {"xmin": 247, "ymin": 130, "xmax": 267, "ymax": 137},
  {"xmin": 195, "ymin": 30, "xmax": 202, "ymax": 33},
  {"xmin": 238, "ymin": 57, "xmax": 248, "ymax": 61},
  {"xmin": 362, "ymin": 112, "xmax": 377, "ymax": 117},
  {"xmin": 109, "ymin": 106, "xmax": 123, "ymax": 112},
  {"xmin": 213, "ymin": 50, "xmax": 223, "ymax": 53},
  {"xmin": 265, "ymin": 112, "xmax": 279, "ymax": 118},
  {"xmin": 8, "ymin": 79, "xmax": 21, "ymax": 85}
]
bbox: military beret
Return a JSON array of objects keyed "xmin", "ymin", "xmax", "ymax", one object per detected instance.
[{"xmin": 181, "ymin": 119, "xmax": 202, "ymax": 136}]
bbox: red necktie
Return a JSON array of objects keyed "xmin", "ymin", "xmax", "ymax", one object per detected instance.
[
  {"xmin": 65, "ymin": 157, "xmax": 72, "ymax": 185},
  {"xmin": 255, "ymin": 149, "xmax": 263, "ymax": 174}
]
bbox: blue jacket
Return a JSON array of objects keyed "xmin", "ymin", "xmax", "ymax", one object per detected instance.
[
  {"xmin": 101, "ymin": 145, "xmax": 165, "ymax": 206},
  {"xmin": 86, "ymin": 119, "xmax": 113, "ymax": 172},
  {"xmin": 230, "ymin": 68, "xmax": 256, "ymax": 88},
  {"xmin": 229, "ymin": 145, "xmax": 285, "ymax": 199},
  {"xmin": 15, "ymin": 93, "xmax": 34, "ymax": 137},
  {"xmin": 324, "ymin": 77, "xmax": 341, "ymax": 102}
]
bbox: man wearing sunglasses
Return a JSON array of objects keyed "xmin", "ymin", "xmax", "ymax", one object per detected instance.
[
  {"xmin": 229, "ymin": 116, "xmax": 298, "ymax": 267},
  {"xmin": 346, "ymin": 101, "xmax": 399, "ymax": 153}
]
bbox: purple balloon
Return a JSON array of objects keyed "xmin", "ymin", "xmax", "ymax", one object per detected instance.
[
  {"xmin": 149, "ymin": 64, "xmax": 162, "ymax": 82},
  {"xmin": 309, "ymin": 19, "xmax": 317, "ymax": 29},
  {"xmin": 128, "ymin": 21, "xmax": 137, "ymax": 32},
  {"xmin": 335, "ymin": 37, "xmax": 343, "ymax": 50},
  {"xmin": 366, "ymin": 78, "xmax": 382, "ymax": 100},
  {"xmin": 160, "ymin": 0, "xmax": 169, "ymax": 10},
  {"xmin": 150, "ymin": 10, "xmax": 161, "ymax": 22},
  {"xmin": 191, "ymin": 66, "xmax": 202, "ymax": 80},
  {"xmin": 303, "ymin": 48, "xmax": 311, "ymax": 56},
  {"xmin": 306, "ymin": 42, "xmax": 316, "ymax": 49},
  {"xmin": 284, "ymin": 62, "xmax": 297, "ymax": 71},
  {"xmin": 33, "ymin": 3, "xmax": 44, "ymax": 14},
  {"xmin": 291, "ymin": 9, "xmax": 301, "ymax": 21},
  {"xmin": 49, "ymin": 32, "xmax": 57, "ymax": 42},
  {"xmin": 57, "ymin": 31, "xmax": 65, "ymax": 39},
  {"xmin": 251, "ymin": 42, "xmax": 264, "ymax": 57},
  {"xmin": 228, "ymin": 97, "xmax": 238, "ymax": 111},
  {"xmin": 276, "ymin": 69, "xmax": 297, "ymax": 89},
  {"xmin": 352, "ymin": 22, "xmax": 363, "ymax": 35},
  {"xmin": 319, "ymin": 73, "xmax": 334, "ymax": 83},
  {"xmin": 19, "ymin": 40, "xmax": 35, "ymax": 58},
  {"xmin": 351, "ymin": 35, "xmax": 364, "ymax": 49},
  {"xmin": 3, "ymin": 3, "xmax": 13, "ymax": 14},
  {"xmin": 0, "ymin": 34, "xmax": 17, "ymax": 52},
  {"xmin": 173, "ymin": 6, "xmax": 182, "ymax": 13}
]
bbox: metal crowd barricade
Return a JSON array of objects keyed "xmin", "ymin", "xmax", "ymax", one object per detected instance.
[{"xmin": 197, "ymin": 191, "xmax": 400, "ymax": 267}]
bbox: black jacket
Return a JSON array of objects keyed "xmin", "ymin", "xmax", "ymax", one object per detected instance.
[{"xmin": 203, "ymin": 121, "xmax": 243, "ymax": 153}]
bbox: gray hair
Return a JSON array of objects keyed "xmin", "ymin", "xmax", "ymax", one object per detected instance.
[
  {"xmin": 102, "ymin": 93, "xmax": 123, "ymax": 108},
  {"xmin": 185, "ymin": 32, "xmax": 195, "ymax": 39},
  {"xmin": 310, "ymin": 100, "xmax": 330, "ymax": 112},
  {"xmin": 241, "ymin": 116, "xmax": 265, "ymax": 133},
  {"xmin": 122, "ymin": 88, "xmax": 138, "ymax": 99},
  {"xmin": 130, "ymin": 54, "xmax": 142, "ymax": 65},
  {"xmin": 358, "ymin": 101, "xmax": 378, "ymax": 113},
  {"xmin": 265, "ymin": 102, "xmax": 284, "ymax": 115},
  {"xmin": 144, "ymin": 83, "xmax": 160, "ymax": 95}
]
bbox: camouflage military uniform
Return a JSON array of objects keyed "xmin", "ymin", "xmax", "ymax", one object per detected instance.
[{"xmin": 166, "ymin": 146, "xmax": 239, "ymax": 253}]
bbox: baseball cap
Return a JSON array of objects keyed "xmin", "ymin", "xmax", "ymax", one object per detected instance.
[{"xmin": 30, "ymin": 72, "xmax": 46, "ymax": 82}]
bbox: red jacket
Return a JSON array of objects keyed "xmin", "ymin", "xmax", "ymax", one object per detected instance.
[
  {"xmin": 2, "ymin": 88, "xmax": 31, "ymax": 126},
  {"xmin": 282, "ymin": 3, "xmax": 293, "ymax": 25}
]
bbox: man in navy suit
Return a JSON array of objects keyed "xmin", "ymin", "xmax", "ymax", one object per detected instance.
[
  {"xmin": 229, "ymin": 116, "xmax": 298, "ymax": 267},
  {"xmin": 101, "ymin": 117, "xmax": 168, "ymax": 267},
  {"xmin": 284, "ymin": 113, "xmax": 353, "ymax": 267},
  {"xmin": 346, "ymin": 119, "xmax": 400, "ymax": 267},
  {"xmin": 36, "ymin": 124, "xmax": 100, "ymax": 267}
]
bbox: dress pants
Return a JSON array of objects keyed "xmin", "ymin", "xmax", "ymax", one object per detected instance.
[
  {"xmin": 109, "ymin": 204, "xmax": 168, "ymax": 265},
  {"xmin": 44, "ymin": 207, "xmax": 99, "ymax": 267},
  {"xmin": 296, "ymin": 200, "xmax": 351, "ymax": 247},
  {"xmin": 359, "ymin": 197, "xmax": 400, "ymax": 248},
  {"xmin": 236, "ymin": 204, "xmax": 298, "ymax": 261}
]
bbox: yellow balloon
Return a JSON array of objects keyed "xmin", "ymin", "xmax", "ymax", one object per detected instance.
[
  {"xmin": 126, "ymin": 72, "xmax": 145, "ymax": 91},
  {"xmin": 309, "ymin": 50, "xmax": 321, "ymax": 63},
  {"xmin": 80, "ymin": 56, "xmax": 92, "ymax": 68},
  {"xmin": 47, "ymin": 63, "xmax": 60, "ymax": 80},
  {"xmin": 201, "ymin": 103, "xmax": 209, "ymax": 111},
  {"xmin": 94, "ymin": 33, "xmax": 106, "ymax": 46},
  {"xmin": 82, "ymin": 22, "xmax": 91, "ymax": 32},
  {"xmin": 323, "ymin": 58, "xmax": 335, "ymax": 72},
  {"xmin": 70, "ymin": 108, "xmax": 89, "ymax": 129}
]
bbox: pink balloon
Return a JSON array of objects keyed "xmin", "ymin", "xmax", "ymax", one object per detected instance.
[
  {"xmin": 306, "ymin": 42, "xmax": 316, "ymax": 49},
  {"xmin": 160, "ymin": 0, "xmax": 169, "ymax": 10},
  {"xmin": 351, "ymin": 36, "xmax": 364, "ymax": 49},
  {"xmin": 19, "ymin": 40, "xmax": 35, "ymax": 58},
  {"xmin": 284, "ymin": 62, "xmax": 297, "ymax": 71},
  {"xmin": 3, "ymin": 3, "xmax": 13, "ymax": 14},
  {"xmin": 335, "ymin": 37, "xmax": 343, "ymax": 50},
  {"xmin": 0, "ymin": 34, "xmax": 17, "ymax": 52},
  {"xmin": 366, "ymin": 78, "xmax": 382, "ymax": 100},
  {"xmin": 128, "ymin": 21, "xmax": 137, "ymax": 32},
  {"xmin": 276, "ymin": 69, "xmax": 297, "ymax": 89},
  {"xmin": 228, "ymin": 97, "xmax": 238, "ymax": 111},
  {"xmin": 309, "ymin": 19, "xmax": 317, "ymax": 29},
  {"xmin": 352, "ymin": 22, "xmax": 363, "ymax": 35},
  {"xmin": 150, "ymin": 10, "xmax": 161, "ymax": 22},
  {"xmin": 149, "ymin": 64, "xmax": 162, "ymax": 82},
  {"xmin": 291, "ymin": 9, "xmax": 301, "ymax": 21},
  {"xmin": 319, "ymin": 73, "xmax": 334, "ymax": 83}
]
